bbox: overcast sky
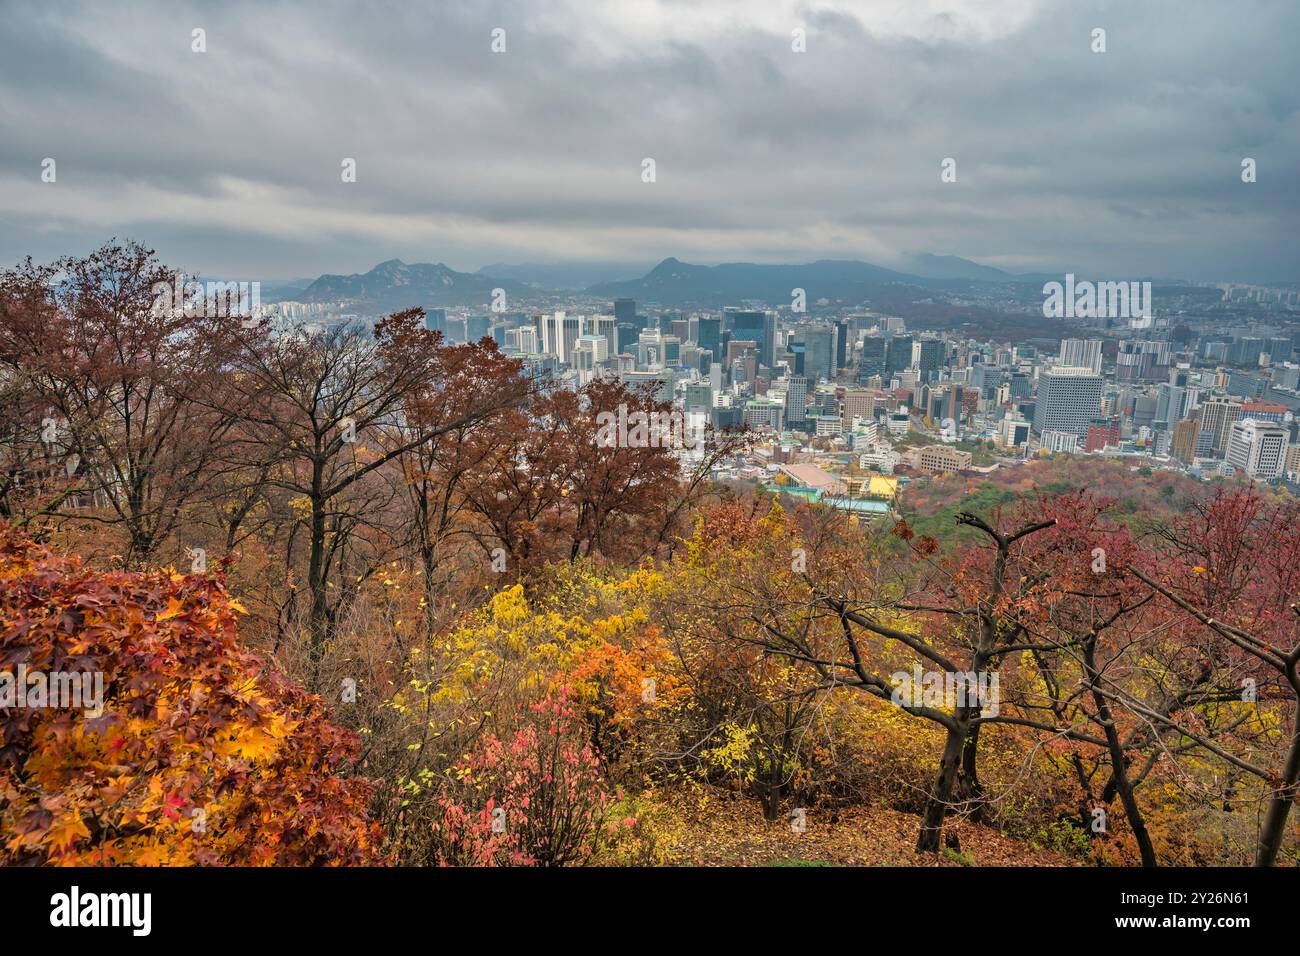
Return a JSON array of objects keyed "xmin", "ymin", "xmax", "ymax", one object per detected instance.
[{"xmin": 1, "ymin": 0, "xmax": 1296, "ymax": 283}]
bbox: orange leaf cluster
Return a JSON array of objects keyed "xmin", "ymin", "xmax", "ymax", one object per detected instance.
[{"xmin": 0, "ymin": 532, "xmax": 384, "ymax": 865}]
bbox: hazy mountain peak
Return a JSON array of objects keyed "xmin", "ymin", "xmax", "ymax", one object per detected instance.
[{"xmin": 295, "ymin": 258, "xmax": 524, "ymax": 310}]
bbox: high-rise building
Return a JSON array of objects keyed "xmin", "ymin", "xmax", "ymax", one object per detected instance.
[
  {"xmin": 574, "ymin": 333, "xmax": 609, "ymax": 364},
  {"xmin": 858, "ymin": 335, "xmax": 887, "ymax": 381},
  {"xmin": 613, "ymin": 298, "xmax": 637, "ymax": 326},
  {"xmin": 590, "ymin": 314, "xmax": 617, "ymax": 360},
  {"xmin": 998, "ymin": 416, "xmax": 1032, "ymax": 450},
  {"xmin": 1116, "ymin": 340, "xmax": 1172, "ymax": 383},
  {"xmin": 1286, "ymin": 443, "xmax": 1300, "ymax": 478},
  {"xmin": 696, "ymin": 316, "xmax": 722, "ymax": 363},
  {"xmin": 513, "ymin": 325, "xmax": 538, "ymax": 354},
  {"xmin": 1059, "ymin": 338, "xmax": 1104, "ymax": 374},
  {"xmin": 536, "ymin": 312, "xmax": 555, "ymax": 355},
  {"xmin": 466, "ymin": 315, "xmax": 490, "ymax": 341},
  {"xmin": 784, "ymin": 376, "xmax": 808, "ymax": 427},
  {"xmin": 886, "ymin": 335, "xmax": 914, "ymax": 375},
  {"xmin": 789, "ymin": 325, "xmax": 835, "ymax": 383},
  {"xmin": 1198, "ymin": 398, "xmax": 1243, "ymax": 456},
  {"xmin": 683, "ymin": 382, "xmax": 713, "ymax": 414},
  {"xmin": 1266, "ymin": 337, "xmax": 1294, "ymax": 364},
  {"xmin": 424, "ymin": 308, "xmax": 447, "ymax": 334},
  {"xmin": 742, "ymin": 398, "xmax": 784, "ymax": 432},
  {"xmin": 680, "ymin": 344, "xmax": 708, "ymax": 374},
  {"xmin": 1170, "ymin": 416, "xmax": 1200, "ymax": 463},
  {"xmin": 969, "ymin": 364, "xmax": 1002, "ymax": 400},
  {"xmin": 911, "ymin": 336, "xmax": 944, "ymax": 383},
  {"xmin": 841, "ymin": 389, "xmax": 876, "ymax": 429},
  {"xmin": 928, "ymin": 385, "xmax": 963, "ymax": 424},
  {"xmin": 1225, "ymin": 418, "xmax": 1288, "ymax": 480},
  {"xmin": 1085, "ymin": 418, "xmax": 1122, "ymax": 452},
  {"xmin": 833, "ymin": 320, "xmax": 849, "ymax": 373},
  {"xmin": 637, "ymin": 329, "xmax": 664, "ymax": 367},
  {"xmin": 726, "ymin": 310, "xmax": 775, "ymax": 370},
  {"xmin": 1009, "ymin": 372, "xmax": 1033, "ymax": 400},
  {"xmin": 1230, "ymin": 338, "xmax": 1266, "ymax": 366},
  {"xmin": 572, "ymin": 335, "xmax": 607, "ymax": 382},
  {"xmin": 1153, "ymin": 383, "xmax": 1186, "ymax": 425},
  {"xmin": 552, "ymin": 313, "xmax": 582, "ymax": 364},
  {"xmin": 661, "ymin": 335, "xmax": 682, "ymax": 365},
  {"xmin": 1032, "ymin": 366, "xmax": 1104, "ymax": 437},
  {"xmin": 1040, "ymin": 430, "xmax": 1080, "ymax": 453},
  {"xmin": 616, "ymin": 322, "xmax": 640, "ymax": 355},
  {"xmin": 1132, "ymin": 393, "xmax": 1157, "ymax": 428},
  {"xmin": 619, "ymin": 369, "xmax": 672, "ymax": 403}
]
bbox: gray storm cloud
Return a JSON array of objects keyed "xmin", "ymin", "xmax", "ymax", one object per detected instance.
[{"xmin": 0, "ymin": 0, "xmax": 1295, "ymax": 282}]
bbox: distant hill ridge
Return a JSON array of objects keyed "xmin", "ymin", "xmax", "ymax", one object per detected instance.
[{"xmin": 286, "ymin": 254, "xmax": 1052, "ymax": 310}]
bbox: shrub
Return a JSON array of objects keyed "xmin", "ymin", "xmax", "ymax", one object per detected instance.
[
  {"xmin": 0, "ymin": 532, "xmax": 383, "ymax": 865},
  {"xmin": 428, "ymin": 692, "xmax": 616, "ymax": 866}
]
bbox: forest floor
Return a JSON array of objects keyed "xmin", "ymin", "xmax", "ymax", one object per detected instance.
[{"xmin": 653, "ymin": 790, "xmax": 1080, "ymax": 867}]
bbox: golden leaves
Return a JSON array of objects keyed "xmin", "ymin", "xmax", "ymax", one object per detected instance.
[
  {"xmin": 156, "ymin": 596, "xmax": 185, "ymax": 622},
  {"xmin": 44, "ymin": 811, "xmax": 90, "ymax": 853}
]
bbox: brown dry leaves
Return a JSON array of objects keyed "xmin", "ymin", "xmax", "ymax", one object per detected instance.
[{"xmin": 651, "ymin": 789, "xmax": 1078, "ymax": 867}]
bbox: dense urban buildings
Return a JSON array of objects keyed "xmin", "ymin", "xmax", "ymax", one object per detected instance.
[
  {"xmin": 274, "ymin": 267, "xmax": 1299, "ymax": 508},
  {"xmin": 465, "ymin": 281, "xmax": 1299, "ymax": 503}
]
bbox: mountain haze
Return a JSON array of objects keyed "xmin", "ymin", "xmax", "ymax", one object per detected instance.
[
  {"xmin": 585, "ymin": 257, "xmax": 1028, "ymax": 307},
  {"xmin": 293, "ymin": 259, "xmax": 528, "ymax": 310},
  {"xmin": 280, "ymin": 254, "xmax": 1053, "ymax": 312}
]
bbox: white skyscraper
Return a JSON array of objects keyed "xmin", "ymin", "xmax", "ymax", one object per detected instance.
[
  {"xmin": 1058, "ymin": 338, "xmax": 1104, "ymax": 374},
  {"xmin": 537, "ymin": 311, "xmax": 585, "ymax": 363},
  {"xmin": 591, "ymin": 314, "xmax": 617, "ymax": 359},
  {"xmin": 1033, "ymin": 366, "xmax": 1104, "ymax": 437},
  {"xmin": 1225, "ymin": 418, "xmax": 1288, "ymax": 480},
  {"xmin": 516, "ymin": 325, "xmax": 539, "ymax": 353}
]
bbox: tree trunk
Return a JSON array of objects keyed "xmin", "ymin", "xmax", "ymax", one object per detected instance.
[
  {"xmin": 127, "ymin": 526, "xmax": 154, "ymax": 570},
  {"xmin": 957, "ymin": 721, "xmax": 985, "ymax": 823},
  {"xmin": 1255, "ymin": 700, "xmax": 1300, "ymax": 867},
  {"xmin": 917, "ymin": 724, "xmax": 965, "ymax": 853},
  {"xmin": 1084, "ymin": 638, "xmax": 1157, "ymax": 866},
  {"xmin": 761, "ymin": 750, "xmax": 783, "ymax": 822},
  {"xmin": 421, "ymin": 543, "xmax": 437, "ymax": 642},
  {"xmin": 307, "ymin": 492, "xmax": 328, "ymax": 693}
]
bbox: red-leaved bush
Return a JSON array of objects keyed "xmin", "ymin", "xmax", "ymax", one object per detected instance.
[{"xmin": 431, "ymin": 692, "xmax": 616, "ymax": 866}]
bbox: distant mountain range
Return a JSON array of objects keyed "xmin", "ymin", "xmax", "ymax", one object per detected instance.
[
  {"xmin": 585, "ymin": 256, "xmax": 1048, "ymax": 306},
  {"xmin": 895, "ymin": 253, "xmax": 1046, "ymax": 283},
  {"xmin": 475, "ymin": 261, "xmax": 655, "ymax": 290},
  {"xmin": 277, "ymin": 254, "xmax": 1054, "ymax": 312},
  {"xmin": 292, "ymin": 259, "xmax": 530, "ymax": 310}
]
